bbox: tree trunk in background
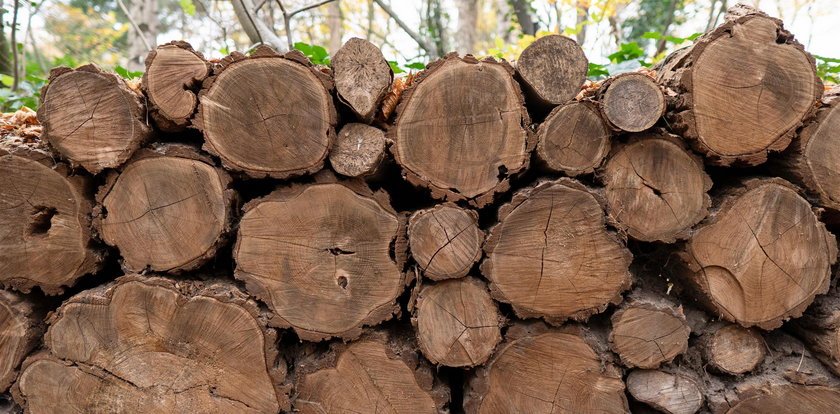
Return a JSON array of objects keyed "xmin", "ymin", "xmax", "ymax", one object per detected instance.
[
  {"xmin": 0, "ymin": 10, "xmax": 11, "ymax": 75},
  {"xmin": 127, "ymin": 0, "xmax": 159, "ymax": 71},
  {"xmin": 327, "ymin": 0, "xmax": 342, "ymax": 55},
  {"xmin": 495, "ymin": 0, "xmax": 512, "ymax": 42},
  {"xmin": 456, "ymin": 0, "xmax": 477, "ymax": 54},
  {"xmin": 575, "ymin": 0, "xmax": 589, "ymax": 45},
  {"xmin": 510, "ymin": 0, "xmax": 536, "ymax": 35}
]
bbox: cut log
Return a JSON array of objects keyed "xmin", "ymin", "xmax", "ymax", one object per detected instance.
[
  {"xmin": 481, "ymin": 178, "xmax": 632, "ymax": 324},
  {"xmin": 610, "ymin": 297, "xmax": 691, "ymax": 369},
  {"xmin": 601, "ymin": 131, "xmax": 711, "ymax": 242},
  {"xmin": 626, "ymin": 370, "xmax": 704, "ymax": 414},
  {"xmin": 0, "ymin": 290, "xmax": 40, "ymax": 392},
  {"xmin": 656, "ymin": 5, "xmax": 821, "ymax": 166},
  {"xmin": 535, "ymin": 101, "xmax": 611, "ymax": 176},
  {"xmin": 95, "ymin": 145, "xmax": 235, "ymax": 272},
  {"xmin": 464, "ymin": 323, "xmax": 629, "ymax": 413},
  {"xmin": 331, "ymin": 37, "xmax": 393, "ymax": 123},
  {"xmin": 391, "ymin": 53, "xmax": 532, "ymax": 207},
  {"xmin": 141, "ymin": 41, "xmax": 210, "ymax": 131},
  {"xmin": 37, "ymin": 64, "xmax": 152, "ymax": 173},
  {"xmin": 413, "ymin": 277, "xmax": 502, "ymax": 367},
  {"xmin": 597, "ymin": 73, "xmax": 665, "ymax": 132},
  {"xmin": 726, "ymin": 385, "xmax": 840, "ymax": 414},
  {"xmin": 672, "ymin": 178, "xmax": 836, "ymax": 329},
  {"xmin": 12, "ymin": 274, "xmax": 289, "ymax": 413},
  {"xmin": 777, "ymin": 86, "xmax": 840, "ymax": 211},
  {"xmin": 195, "ymin": 46, "xmax": 337, "ymax": 179},
  {"xmin": 408, "ymin": 204, "xmax": 483, "ymax": 280},
  {"xmin": 293, "ymin": 333, "xmax": 448, "ymax": 413},
  {"xmin": 0, "ymin": 141, "xmax": 102, "ymax": 294},
  {"xmin": 328, "ymin": 123, "xmax": 386, "ymax": 178},
  {"xmin": 705, "ymin": 325, "xmax": 766, "ymax": 375},
  {"xmin": 790, "ymin": 284, "xmax": 840, "ymax": 376},
  {"xmin": 234, "ymin": 175, "xmax": 407, "ymax": 341},
  {"xmin": 515, "ymin": 34, "xmax": 588, "ymax": 108}
]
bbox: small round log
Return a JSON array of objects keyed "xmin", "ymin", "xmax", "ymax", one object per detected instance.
[
  {"xmin": 597, "ymin": 73, "xmax": 665, "ymax": 132},
  {"xmin": 535, "ymin": 101, "xmax": 611, "ymax": 176},
  {"xmin": 142, "ymin": 41, "xmax": 210, "ymax": 131},
  {"xmin": 332, "ymin": 37, "xmax": 393, "ymax": 123},
  {"xmin": 408, "ymin": 204, "xmax": 483, "ymax": 281},
  {"xmin": 328, "ymin": 123, "xmax": 386, "ymax": 178},
  {"xmin": 705, "ymin": 325, "xmax": 766, "ymax": 375},
  {"xmin": 515, "ymin": 34, "xmax": 588, "ymax": 108},
  {"xmin": 610, "ymin": 301, "xmax": 690, "ymax": 369},
  {"xmin": 0, "ymin": 290, "xmax": 41, "ymax": 392},
  {"xmin": 627, "ymin": 370, "xmax": 704, "ymax": 414}
]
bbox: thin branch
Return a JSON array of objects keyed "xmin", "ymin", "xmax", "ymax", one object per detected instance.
[
  {"xmin": 115, "ymin": 0, "xmax": 152, "ymax": 51},
  {"xmin": 371, "ymin": 0, "xmax": 433, "ymax": 55},
  {"xmin": 11, "ymin": 0, "xmax": 19, "ymax": 91},
  {"xmin": 275, "ymin": 0, "xmax": 337, "ymax": 51},
  {"xmin": 232, "ymin": 0, "xmax": 285, "ymax": 50},
  {"xmin": 288, "ymin": 0, "xmax": 335, "ymax": 18}
]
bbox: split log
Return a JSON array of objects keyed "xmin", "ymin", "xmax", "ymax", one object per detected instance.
[
  {"xmin": 195, "ymin": 46, "xmax": 337, "ymax": 179},
  {"xmin": 656, "ymin": 5, "xmax": 821, "ymax": 166},
  {"xmin": 332, "ymin": 37, "xmax": 393, "ymax": 123},
  {"xmin": 704, "ymin": 324, "xmax": 766, "ymax": 375},
  {"xmin": 391, "ymin": 53, "xmax": 532, "ymax": 207},
  {"xmin": 597, "ymin": 73, "xmax": 665, "ymax": 132},
  {"xmin": 626, "ymin": 370, "xmax": 704, "ymax": 414},
  {"xmin": 234, "ymin": 175, "xmax": 407, "ymax": 341},
  {"xmin": 141, "ymin": 41, "xmax": 210, "ymax": 131},
  {"xmin": 464, "ymin": 323, "xmax": 629, "ymax": 413},
  {"xmin": 790, "ymin": 284, "xmax": 840, "ymax": 376},
  {"xmin": 0, "ymin": 290, "xmax": 40, "ymax": 392},
  {"xmin": 12, "ymin": 274, "xmax": 290, "ymax": 413},
  {"xmin": 515, "ymin": 34, "xmax": 588, "ymax": 108},
  {"xmin": 777, "ymin": 86, "xmax": 840, "ymax": 211},
  {"xmin": 609, "ymin": 295, "xmax": 691, "ymax": 369},
  {"xmin": 413, "ymin": 277, "xmax": 502, "ymax": 367},
  {"xmin": 672, "ymin": 178, "xmax": 836, "ymax": 329},
  {"xmin": 535, "ymin": 101, "xmax": 611, "ymax": 176},
  {"xmin": 328, "ymin": 123, "xmax": 386, "ymax": 178},
  {"xmin": 481, "ymin": 178, "xmax": 632, "ymax": 324},
  {"xmin": 37, "ymin": 64, "xmax": 152, "ymax": 173},
  {"xmin": 601, "ymin": 132, "xmax": 711, "ymax": 242},
  {"xmin": 0, "ymin": 141, "xmax": 102, "ymax": 294},
  {"xmin": 95, "ymin": 145, "xmax": 235, "ymax": 272},
  {"xmin": 408, "ymin": 204, "xmax": 483, "ymax": 280},
  {"xmin": 293, "ymin": 332, "xmax": 449, "ymax": 413}
]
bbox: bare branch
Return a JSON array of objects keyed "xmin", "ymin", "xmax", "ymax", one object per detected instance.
[
  {"xmin": 275, "ymin": 0, "xmax": 337, "ymax": 51},
  {"xmin": 11, "ymin": 0, "xmax": 19, "ymax": 91},
  {"xmin": 371, "ymin": 0, "xmax": 433, "ymax": 55},
  {"xmin": 232, "ymin": 0, "xmax": 286, "ymax": 51},
  {"xmin": 115, "ymin": 0, "xmax": 152, "ymax": 52}
]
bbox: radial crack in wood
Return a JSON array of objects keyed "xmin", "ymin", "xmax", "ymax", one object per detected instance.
[
  {"xmin": 535, "ymin": 101, "xmax": 611, "ymax": 176},
  {"xmin": 610, "ymin": 301, "xmax": 691, "ymax": 369},
  {"xmin": 0, "ymin": 290, "xmax": 40, "ymax": 392},
  {"xmin": 408, "ymin": 204, "xmax": 483, "ymax": 281}
]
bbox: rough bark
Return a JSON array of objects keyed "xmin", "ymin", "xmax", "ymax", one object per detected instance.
[
  {"xmin": 233, "ymin": 173, "xmax": 407, "ymax": 341},
  {"xmin": 597, "ymin": 72, "xmax": 666, "ymax": 132},
  {"xmin": 656, "ymin": 5, "xmax": 822, "ymax": 166},
  {"xmin": 332, "ymin": 38, "xmax": 392, "ymax": 123},
  {"xmin": 408, "ymin": 204, "xmax": 483, "ymax": 281},
  {"xmin": 515, "ymin": 34, "xmax": 588, "ymax": 108},
  {"xmin": 194, "ymin": 46, "xmax": 337, "ymax": 179},
  {"xmin": 141, "ymin": 41, "xmax": 210, "ymax": 131},
  {"xmin": 37, "ymin": 64, "xmax": 152, "ymax": 174},
  {"xmin": 535, "ymin": 101, "xmax": 611, "ymax": 176},
  {"xmin": 329, "ymin": 123, "xmax": 386, "ymax": 177},
  {"xmin": 481, "ymin": 178, "xmax": 632, "ymax": 324},
  {"xmin": 790, "ymin": 283, "xmax": 840, "ymax": 376},
  {"xmin": 391, "ymin": 53, "xmax": 532, "ymax": 207},
  {"xmin": 95, "ymin": 144, "xmax": 235, "ymax": 273},
  {"xmin": 0, "ymin": 290, "xmax": 41, "ymax": 393}
]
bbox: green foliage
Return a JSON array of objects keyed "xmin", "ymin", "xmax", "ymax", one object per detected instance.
[
  {"xmin": 642, "ymin": 31, "xmax": 701, "ymax": 45},
  {"xmin": 179, "ymin": 0, "xmax": 196, "ymax": 16},
  {"xmin": 623, "ymin": 0, "xmax": 690, "ymax": 46},
  {"xmin": 0, "ymin": 74, "xmax": 45, "ymax": 111},
  {"xmin": 607, "ymin": 41, "xmax": 645, "ymax": 64},
  {"xmin": 587, "ymin": 62, "xmax": 609, "ymax": 79},
  {"xmin": 114, "ymin": 66, "xmax": 143, "ymax": 79},
  {"xmin": 294, "ymin": 42, "xmax": 330, "ymax": 66},
  {"xmin": 815, "ymin": 55, "xmax": 840, "ymax": 85},
  {"xmin": 388, "ymin": 61, "xmax": 425, "ymax": 74}
]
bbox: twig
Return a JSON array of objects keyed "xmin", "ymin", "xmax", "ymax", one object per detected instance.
[
  {"xmin": 371, "ymin": 0, "xmax": 433, "ymax": 55},
  {"xmin": 275, "ymin": 0, "xmax": 337, "ymax": 51},
  {"xmin": 115, "ymin": 0, "xmax": 152, "ymax": 51},
  {"xmin": 11, "ymin": 0, "xmax": 19, "ymax": 91}
]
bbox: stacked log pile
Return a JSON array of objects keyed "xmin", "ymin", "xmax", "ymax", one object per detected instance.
[{"xmin": 2, "ymin": 4, "xmax": 840, "ymax": 413}]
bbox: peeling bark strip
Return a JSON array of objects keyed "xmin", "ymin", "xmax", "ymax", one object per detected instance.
[
  {"xmin": 673, "ymin": 178, "xmax": 837, "ymax": 330},
  {"xmin": 391, "ymin": 53, "xmax": 532, "ymax": 207},
  {"xmin": 0, "ymin": 141, "xmax": 102, "ymax": 294},
  {"xmin": 195, "ymin": 46, "xmax": 337, "ymax": 179},
  {"xmin": 408, "ymin": 204, "xmax": 483, "ymax": 281},
  {"xmin": 234, "ymin": 175, "xmax": 407, "ymax": 341},
  {"xmin": 331, "ymin": 38, "xmax": 393, "ymax": 123},
  {"xmin": 601, "ymin": 131, "xmax": 711, "ymax": 242},
  {"xmin": 12, "ymin": 275, "xmax": 289, "ymax": 413},
  {"xmin": 481, "ymin": 178, "xmax": 632, "ymax": 324},
  {"xmin": 142, "ymin": 41, "xmax": 210, "ymax": 131},
  {"xmin": 515, "ymin": 34, "xmax": 588, "ymax": 108},
  {"xmin": 95, "ymin": 145, "xmax": 235, "ymax": 273},
  {"xmin": 657, "ymin": 5, "xmax": 821, "ymax": 166},
  {"xmin": 38, "ymin": 64, "xmax": 152, "ymax": 173},
  {"xmin": 0, "ymin": 290, "xmax": 41, "ymax": 392},
  {"xmin": 535, "ymin": 101, "xmax": 611, "ymax": 176}
]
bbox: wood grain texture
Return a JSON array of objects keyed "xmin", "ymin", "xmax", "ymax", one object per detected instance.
[
  {"xmin": 0, "ymin": 290, "xmax": 40, "ymax": 392},
  {"xmin": 535, "ymin": 101, "xmax": 611, "ymax": 176},
  {"xmin": 610, "ymin": 301, "xmax": 690, "ymax": 369},
  {"xmin": 515, "ymin": 34, "xmax": 588, "ymax": 107},
  {"xmin": 329, "ymin": 123, "xmax": 386, "ymax": 177},
  {"xmin": 726, "ymin": 385, "xmax": 840, "ymax": 414},
  {"xmin": 332, "ymin": 37, "xmax": 393, "ymax": 123},
  {"xmin": 790, "ymin": 284, "xmax": 840, "ymax": 376},
  {"xmin": 598, "ymin": 73, "xmax": 665, "ymax": 132},
  {"xmin": 408, "ymin": 204, "xmax": 483, "ymax": 281},
  {"xmin": 627, "ymin": 370, "xmax": 703, "ymax": 414},
  {"xmin": 142, "ymin": 41, "xmax": 210, "ymax": 131},
  {"xmin": 706, "ymin": 325, "xmax": 766, "ymax": 375}
]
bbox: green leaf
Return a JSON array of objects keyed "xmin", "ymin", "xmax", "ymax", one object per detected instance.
[
  {"xmin": 642, "ymin": 32, "xmax": 662, "ymax": 39},
  {"xmin": 687, "ymin": 33, "xmax": 702, "ymax": 41},
  {"xmin": 293, "ymin": 42, "xmax": 313, "ymax": 56},
  {"xmin": 0, "ymin": 74, "xmax": 13, "ymax": 87},
  {"xmin": 179, "ymin": 0, "xmax": 196, "ymax": 16},
  {"xmin": 388, "ymin": 61, "xmax": 405, "ymax": 74},
  {"xmin": 587, "ymin": 63, "xmax": 609, "ymax": 78},
  {"xmin": 114, "ymin": 66, "xmax": 143, "ymax": 79},
  {"xmin": 405, "ymin": 62, "xmax": 425, "ymax": 70}
]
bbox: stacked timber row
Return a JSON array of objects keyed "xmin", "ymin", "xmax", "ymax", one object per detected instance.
[{"xmin": 2, "ymin": 4, "xmax": 840, "ymax": 413}]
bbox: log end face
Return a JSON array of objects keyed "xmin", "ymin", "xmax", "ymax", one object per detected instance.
[
  {"xmin": 332, "ymin": 37, "xmax": 393, "ymax": 123},
  {"xmin": 627, "ymin": 370, "xmax": 704, "ymax": 414},
  {"xmin": 600, "ymin": 73, "xmax": 665, "ymax": 132},
  {"xmin": 408, "ymin": 205, "xmax": 483, "ymax": 281},
  {"xmin": 536, "ymin": 101, "xmax": 611, "ymax": 176},
  {"xmin": 517, "ymin": 35, "xmax": 588, "ymax": 106},
  {"xmin": 329, "ymin": 123, "xmax": 386, "ymax": 178},
  {"xmin": 707, "ymin": 325, "xmax": 766, "ymax": 375},
  {"xmin": 143, "ymin": 42, "xmax": 210, "ymax": 131},
  {"xmin": 610, "ymin": 305, "xmax": 690, "ymax": 369}
]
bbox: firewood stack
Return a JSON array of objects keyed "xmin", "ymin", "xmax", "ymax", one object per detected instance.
[{"xmin": 2, "ymin": 4, "xmax": 840, "ymax": 413}]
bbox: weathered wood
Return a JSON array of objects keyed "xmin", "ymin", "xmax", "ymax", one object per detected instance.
[
  {"xmin": 413, "ymin": 277, "xmax": 502, "ymax": 367},
  {"xmin": 391, "ymin": 53, "xmax": 532, "ymax": 207},
  {"xmin": 328, "ymin": 123, "xmax": 386, "ymax": 178},
  {"xmin": 234, "ymin": 174, "xmax": 407, "ymax": 341},
  {"xmin": 610, "ymin": 295, "xmax": 690, "ymax": 369},
  {"xmin": 705, "ymin": 324, "xmax": 766, "ymax": 375},
  {"xmin": 141, "ymin": 41, "xmax": 210, "ymax": 131},
  {"xmin": 601, "ymin": 131, "xmax": 711, "ymax": 242},
  {"xmin": 726, "ymin": 385, "xmax": 840, "ymax": 413},
  {"xmin": 481, "ymin": 178, "xmax": 632, "ymax": 324},
  {"xmin": 464, "ymin": 323, "xmax": 629, "ymax": 414},
  {"xmin": 597, "ymin": 73, "xmax": 665, "ymax": 132},
  {"xmin": 626, "ymin": 370, "xmax": 704, "ymax": 414},
  {"xmin": 408, "ymin": 204, "xmax": 483, "ymax": 281},
  {"xmin": 790, "ymin": 284, "xmax": 840, "ymax": 376},
  {"xmin": 656, "ymin": 5, "xmax": 821, "ymax": 166},
  {"xmin": 535, "ymin": 101, "xmax": 611, "ymax": 176},
  {"xmin": 672, "ymin": 178, "xmax": 836, "ymax": 329},
  {"xmin": 12, "ymin": 275, "xmax": 289, "ymax": 413},
  {"xmin": 95, "ymin": 145, "xmax": 235, "ymax": 273},
  {"xmin": 37, "ymin": 64, "xmax": 152, "ymax": 173},
  {"xmin": 332, "ymin": 37, "xmax": 393, "ymax": 123},
  {"xmin": 0, "ymin": 290, "xmax": 40, "ymax": 393},
  {"xmin": 515, "ymin": 34, "xmax": 588, "ymax": 108},
  {"xmin": 0, "ymin": 140, "xmax": 102, "ymax": 294},
  {"xmin": 195, "ymin": 46, "xmax": 337, "ymax": 179}
]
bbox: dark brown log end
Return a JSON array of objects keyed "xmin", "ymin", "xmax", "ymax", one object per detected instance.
[
  {"xmin": 598, "ymin": 73, "xmax": 665, "ymax": 132},
  {"xmin": 142, "ymin": 41, "xmax": 210, "ymax": 131},
  {"xmin": 329, "ymin": 123, "xmax": 386, "ymax": 178},
  {"xmin": 536, "ymin": 101, "xmax": 611, "ymax": 176},
  {"xmin": 516, "ymin": 34, "xmax": 588, "ymax": 107},
  {"xmin": 0, "ymin": 290, "xmax": 41, "ymax": 392}
]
